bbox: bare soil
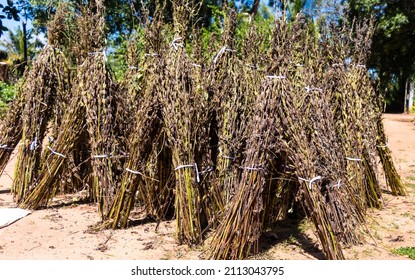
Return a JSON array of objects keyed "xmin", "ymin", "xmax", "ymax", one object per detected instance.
[{"xmin": 1, "ymin": 113, "xmax": 414, "ymax": 260}]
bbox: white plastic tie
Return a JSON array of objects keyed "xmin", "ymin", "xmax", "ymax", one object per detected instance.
[
  {"xmin": 333, "ymin": 179, "xmax": 342, "ymax": 189},
  {"xmin": 298, "ymin": 176, "xmax": 322, "ymax": 190},
  {"xmin": 30, "ymin": 137, "xmax": 37, "ymax": 151},
  {"xmin": 305, "ymin": 86, "xmax": 323, "ymax": 93},
  {"xmin": 92, "ymin": 154, "xmax": 110, "ymax": 159},
  {"xmin": 145, "ymin": 53, "xmax": 158, "ymax": 57},
  {"xmin": 194, "ymin": 163, "xmax": 200, "ymax": 183},
  {"xmin": 239, "ymin": 166, "xmax": 265, "ymax": 172},
  {"xmin": 290, "ymin": 61, "xmax": 304, "ymax": 67},
  {"xmin": 376, "ymin": 143, "xmax": 388, "ymax": 148},
  {"xmin": 218, "ymin": 147, "xmax": 235, "ymax": 161},
  {"xmin": 199, "ymin": 166, "xmax": 214, "ymax": 176},
  {"xmin": 213, "ymin": 46, "xmax": 236, "ymax": 64},
  {"xmin": 175, "ymin": 164, "xmax": 194, "ymax": 170},
  {"xmin": 171, "ymin": 37, "xmax": 183, "ymax": 51},
  {"xmin": 0, "ymin": 144, "xmax": 12, "ymax": 150},
  {"xmin": 267, "ymin": 75, "xmax": 286, "ymax": 79},
  {"xmin": 222, "ymin": 155, "xmax": 236, "ymax": 160},
  {"xmin": 47, "ymin": 146, "xmax": 66, "ymax": 158},
  {"xmin": 174, "ymin": 163, "xmax": 201, "ymax": 183},
  {"xmin": 213, "ymin": 46, "xmax": 227, "ymax": 64},
  {"xmin": 345, "ymin": 157, "xmax": 362, "ymax": 162},
  {"xmin": 125, "ymin": 168, "xmax": 160, "ymax": 182},
  {"xmin": 125, "ymin": 168, "xmax": 143, "ymax": 176},
  {"xmin": 88, "ymin": 50, "xmax": 106, "ymax": 62}
]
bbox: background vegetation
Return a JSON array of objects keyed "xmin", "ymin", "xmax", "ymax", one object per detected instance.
[
  {"xmin": 0, "ymin": 0, "xmax": 407, "ymax": 260},
  {"xmin": 1, "ymin": 0, "xmax": 414, "ymax": 111}
]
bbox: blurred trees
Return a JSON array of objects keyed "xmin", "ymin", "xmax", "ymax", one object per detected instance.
[
  {"xmin": 0, "ymin": 26, "xmax": 43, "ymax": 74},
  {"xmin": 349, "ymin": 0, "xmax": 415, "ymax": 112},
  {"xmin": 0, "ymin": 0, "xmax": 20, "ymax": 37},
  {"xmin": 1, "ymin": 0, "xmax": 414, "ymax": 111}
]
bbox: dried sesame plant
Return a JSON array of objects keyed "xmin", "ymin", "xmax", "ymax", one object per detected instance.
[
  {"xmin": 104, "ymin": 3, "xmax": 172, "ymax": 228},
  {"xmin": 20, "ymin": 92, "xmax": 86, "ymax": 208},
  {"xmin": 158, "ymin": 0, "xmax": 210, "ymax": 244},
  {"xmin": 19, "ymin": 3, "xmax": 89, "ymax": 209},
  {"xmin": 0, "ymin": 80, "xmax": 25, "ymax": 174},
  {"xmin": 11, "ymin": 45, "xmax": 70, "ymax": 203},
  {"xmin": 77, "ymin": 1, "xmax": 123, "ymax": 219},
  {"xmin": 207, "ymin": 9, "xmax": 257, "ymax": 214},
  {"xmin": 0, "ymin": 2, "xmax": 406, "ymax": 261}
]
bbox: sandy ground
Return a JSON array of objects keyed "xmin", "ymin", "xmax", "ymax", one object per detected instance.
[{"xmin": 0, "ymin": 114, "xmax": 414, "ymax": 260}]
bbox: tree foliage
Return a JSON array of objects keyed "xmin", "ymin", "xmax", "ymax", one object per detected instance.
[
  {"xmin": 349, "ymin": 0, "xmax": 415, "ymax": 111},
  {"xmin": 0, "ymin": 26, "xmax": 43, "ymax": 59},
  {"xmin": 0, "ymin": 0, "xmax": 20, "ymax": 37},
  {"xmin": 22, "ymin": 0, "xmax": 224, "ymax": 42},
  {"xmin": 2, "ymin": 0, "xmax": 413, "ymax": 112}
]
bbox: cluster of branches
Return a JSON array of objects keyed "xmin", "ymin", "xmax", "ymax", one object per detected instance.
[{"xmin": 0, "ymin": 1, "xmax": 405, "ymax": 260}]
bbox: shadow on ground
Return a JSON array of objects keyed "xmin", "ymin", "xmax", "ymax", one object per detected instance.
[{"xmin": 257, "ymin": 217, "xmax": 326, "ymax": 260}]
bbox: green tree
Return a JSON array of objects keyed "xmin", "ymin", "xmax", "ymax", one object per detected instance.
[
  {"xmin": 238, "ymin": 0, "xmax": 261, "ymax": 16},
  {"xmin": 24, "ymin": 0, "xmax": 224, "ymax": 43},
  {"xmin": 0, "ymin": 26, "xmax": 43, "ymax": 74},
  {"xmin": 349, "ymin": 0, "xmax": 415, "ymax": 112},
  {"xmin": 0, "ymin": 0, "xmax": 20, "ymax": 37},
  {"xmin": 1, "ymin": 1, "xmax": 37, "ymax": 71}
]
